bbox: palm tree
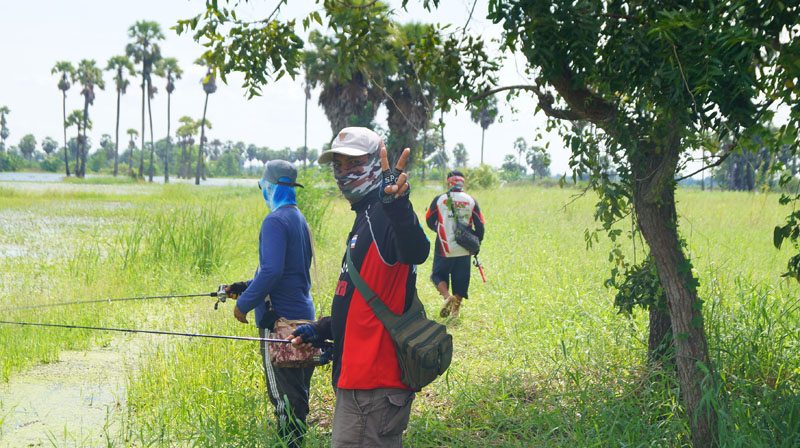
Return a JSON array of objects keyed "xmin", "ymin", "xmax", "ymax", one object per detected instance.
[
  {"xmin": 106, "ymin": 56, "xmax": 134, "ymax": 177},
  {"xmin": 126, "ymin": 20, "xmax": 164, "ymax": 180},
  {"xmin": 0, "ymin": 106, "xmax": 9, "ymax": 153},
  {"xmin": 65, "ymin": 110, "xmax": 90, "ymax": 174},
  {"xmin": 42, "ymin": 137, "xmax": 59, "ymax": 155},
  {"xmin": 155, "ymin": 58, "xmax": 182, "ymax": 183},
  {"xmin": 470, "ymin": 95, "xmax": 498, "ymax": 165},
  {"xmin": 125, "ymin": 128, "xmax": 138, "ymax": 169},
  {"xmin": 383, "ymin": 23, "xmax": 438, "ymax": 168},
  {"xmin": 302, "ymin": 2, "xmax": 394, "ymax": 140},
  {"xmin": 304, "ymin": 32, "xmax": 386, "ymax": 138},
  {"xmin": 146, "ymin": 80, "xmax": 159, "ymax": 182},
  {"xmin": 513, "ymin": 137, "xmax": 527, "ymax": 169},
  {"xmin": 195, "ymin": 59, "xmax": 217, "ymax": 185},
  {"xmin": 453, "ymin": 143, "xmax": 468, "ymax": 168},
  {"xmin": 75, "ymin": 59, "xmax": 105, "ymax": 178},
  {"xmin": 51, "ymin": 61, "xmax": 75, "ymax": 176},
  {"xmin": 176, "ymin": 116, "xmax": 196, "ymax": 178}
]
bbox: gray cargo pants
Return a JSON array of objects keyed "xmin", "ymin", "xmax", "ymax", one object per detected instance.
[
  {"xmin": 331, "ymin": 387, "xmax": 415, "ymax": 447},
  {"xmin": 259, "ymin": 328, "xmax": 315, "ymax": 448}
]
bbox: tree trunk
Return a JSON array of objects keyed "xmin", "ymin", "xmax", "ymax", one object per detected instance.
[
  {"xmin": 75, "ymin": 127, "xmax": 82, "ymax": 177},
  {"xmin": 180, "ymin": 141, "xmax": 186, "ymax": 179},
  {"xmin": 648, "ymin": 305, "xmax": 673, "ymax": 363},
  {"xmin": 139, "ymin": 73, "xmax": 145, "ymax": 179},
  {"xmin": 196, "ymin": 93, "xmax": 210, "ymax": 185},
  {"xmin": 62, "ymin": 91, "xmax": 71, "ymax": 176},
  {"xmin": 304, "ymin": 92, "xmax": 309, "ymax": 168},
  {"xmin": 700, "ymin": 149, "xmax": 705, "ymax": 191},
  {"xmin": 480, "ymin": 127, "xmax": 485, "ymax": 165},
  {"xmin": 165, "ymin": 92, "xmax": 171, "ymax": 183},
  {"xmin": 114, "ymin": 86, "xmax": 121, "ymax": 176},
  {"xmin": 634, "ymin": 145, "xmax": 717, "ymax": 447},
  {"xmin": 81, "ymin": 99, "xmax": 89, "ymax": 178},
  {"xmin": 147, "ymin": 78, "xmax": 155, "ymax": 183}
]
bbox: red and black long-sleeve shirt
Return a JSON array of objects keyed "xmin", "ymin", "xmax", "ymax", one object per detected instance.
[
  {"xmin": 312, "ymin": 191, "xmax": 430, "ymax": 390},
  {"xmin": 425, "ymin": 191, "xmax": 485, "ymax": 257}
]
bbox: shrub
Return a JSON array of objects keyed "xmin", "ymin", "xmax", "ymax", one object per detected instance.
[
  {"xmin": 40, "ymin": 153, "xmax": 64, "ymax": 172},
  {"xmin": 464, "ymin": 164, "xmax": 498, "ymax": 189},
  {"xmin": 0, "ymin": 151, "xmax": 22, "ymax": 172}
]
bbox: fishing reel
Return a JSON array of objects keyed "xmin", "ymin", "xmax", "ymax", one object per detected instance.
[{"xmin": 214, "ymin": 284, "xmax": 230, "ymax": 310}]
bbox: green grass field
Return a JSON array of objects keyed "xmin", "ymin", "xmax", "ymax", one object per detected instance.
[{"xmin": 0, "ymin": 179, "xmax": 798, "ymax": 447}]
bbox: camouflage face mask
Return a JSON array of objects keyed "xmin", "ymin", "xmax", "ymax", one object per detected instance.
[{"xmin": 333, "ymin": 152, "xmax": 382, "ymax": 202}]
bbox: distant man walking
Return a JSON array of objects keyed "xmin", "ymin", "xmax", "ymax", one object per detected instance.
[{"xmin": 425, "ymin": 170, "xmax": 485, "ymax": 318}]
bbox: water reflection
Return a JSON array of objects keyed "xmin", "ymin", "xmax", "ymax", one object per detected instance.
[{"xmin": 0, "ymin": 172, "xmax": 257, "ymax": 186}]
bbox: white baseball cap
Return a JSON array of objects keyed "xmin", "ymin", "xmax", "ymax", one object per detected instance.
[{"xmin": 317, "ymin": 127, "xmax": 381, "ymax": 164}]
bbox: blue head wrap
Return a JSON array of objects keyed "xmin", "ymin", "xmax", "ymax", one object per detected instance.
[{"xmin": 261, "ymin": 176, "xmax": 297, "ymax": 211}]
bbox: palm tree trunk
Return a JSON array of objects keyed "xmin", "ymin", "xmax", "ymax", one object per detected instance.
[
  {"xmin": 114, "ymin": 87, "xmax": 121, "ymax": 176},
  {"xmin": 75, "ymin": 126, "xmax": 81, "ymax": 176},
  {"xmin": 187, "ymin": 143, "xmax": 194, "ymax": 179},
  {"xmin": 147, "ymin": 79, "xmax": 155, "ymax": 183},
  {"xmin": 480, "ymin": 127, "xmax": 485, "ymax": 165},
  {"xmin": 81, "ymin": 100, "xmax": 89, "ymax": 178},
  {"xmin": 303, "ymin": 93, "xmax": 309, "ymax": 168},
  {"xmin": 138, "ymin": 71, "xmax": 145, "ymax": 179},
  {"xmin": 164, "ymin": 92, "xmax": 171, "ymax": 183},
  {"xmin": 179, "ymin": 141, "xmax": 186, "ymax": 178},
  {"xmin": 700, "ymin": 149, "xmax": 705, "ymax": 191},
  {"xmin": 196, "ymin": 93, "xmax": 210, "ymax": 185},
  {"xmin": 62, "ymin": 91, "xmax": 71, "ymax": 176}
]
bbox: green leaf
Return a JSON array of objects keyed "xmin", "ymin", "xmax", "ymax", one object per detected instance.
[{"xmin": 774, "ymin": 226, "xmax": 785, "ymax": 249}]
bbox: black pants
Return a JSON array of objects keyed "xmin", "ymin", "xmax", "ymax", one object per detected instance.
[
  {"xmin": 430, "ymin": 252, "xmax": 471, "ymax": 299},
  {"xmin": 259, "ymin": 328, "xmax": 315, "ymax": 448}
]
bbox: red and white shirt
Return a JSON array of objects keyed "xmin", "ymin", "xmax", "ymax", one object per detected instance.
[{"xmin": 426, "ymin": 191, "xmax": 485, "ymax": 257}]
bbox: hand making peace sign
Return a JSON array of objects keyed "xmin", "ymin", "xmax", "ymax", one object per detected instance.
[{"xmin": 379, "ymin": 141, "xmax": 411, "ymax": 201}]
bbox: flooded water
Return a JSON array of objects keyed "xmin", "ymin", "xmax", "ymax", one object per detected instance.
[
  {"xmin": 0, "ymin": 171, "xmax": 256, "ymax": 187},
  {"xmin": 0, "ymin": 338, "xmax": 137, "ymax": 447}
]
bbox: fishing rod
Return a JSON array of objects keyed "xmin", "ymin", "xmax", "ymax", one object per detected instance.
[
  {"xmin": 1, "ymin": 285, "xmax": 232, "ymax": 313},
  {"xmin": 473, "ymin": 255, "xmax": 487, "ymax": 282},
  {"xmin": 0, "ymin": 319, "xmax": 293, "ymax": 343}
]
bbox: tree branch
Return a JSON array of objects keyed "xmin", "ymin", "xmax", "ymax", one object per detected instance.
[
  {"xmin": 468, "ymin": 84, "xmax": 586, "ymax": 121},
  {"xmin": 550, "ymin": 66, "xmax": 617, "ymax": 123},
  {"xmin": 334, "ymin": 0, "xmax": 378, "ymax": 9},
  {"xmin": 675, "ymin": 151, "xmax": 732, "ymax": 181},
  {"xmin": 600, "ymin": 13, "xmax": 646, "ymax": 25}
]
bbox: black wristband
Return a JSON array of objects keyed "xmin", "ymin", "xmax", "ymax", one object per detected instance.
[{"xmin": 258, "ymin": 309, "xmax": 280, "ymax": 331}]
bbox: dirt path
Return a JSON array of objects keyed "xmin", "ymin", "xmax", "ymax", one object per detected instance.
[{"xmin": 0, "ymin": 338, "xmax": 138, "ymax": 447}]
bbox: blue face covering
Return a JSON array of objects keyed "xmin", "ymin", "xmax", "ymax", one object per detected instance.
[{"xmin": 261, "ymin": 177, "xmax": 298, "ymax": 212}]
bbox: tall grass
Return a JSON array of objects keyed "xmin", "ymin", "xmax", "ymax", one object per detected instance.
[
  {"xmin": 1, "ymin": 182, "xmax": 798, "ymax": 446},
  {"xmin": 116, "ymin": 206, "xmax": 234, "ymax": 275}
]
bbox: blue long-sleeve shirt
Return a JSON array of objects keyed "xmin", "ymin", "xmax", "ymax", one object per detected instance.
[{"xmin": 236, "ymin": 206, "xmax": 315, "ymax": 326}]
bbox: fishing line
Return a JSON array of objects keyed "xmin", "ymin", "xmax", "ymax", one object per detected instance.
[
  {"xmin": 0, "ymin": 292, "xmax": 220, "ymax": 313},
  {"xmin": 0, "ymin": 320, "xmax": 292, "ymax": 343}
]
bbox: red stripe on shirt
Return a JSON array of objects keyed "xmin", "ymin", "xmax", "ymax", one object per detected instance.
[{"xmin": 338, "ymin": 243, "xmax": 411, "ymax": 390}]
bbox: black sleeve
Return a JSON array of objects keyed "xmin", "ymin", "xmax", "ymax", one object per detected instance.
[
  {"xmin": 425, "ymin": 196, "xmax": 440, "ymax": 232},
  {"xmin": 310, "ymin": 316, "xmax": 332, "ymax": 341},
  {"xmin": 472, "ymin": 199, "xmax": 485, "ymax": 242},
  {"xmin": 381, "ymin": 195, "xmax": 431, "ymax": 265}
]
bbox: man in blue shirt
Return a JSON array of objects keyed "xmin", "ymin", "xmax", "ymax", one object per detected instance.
[{"xmin": 226, "ymin": 160, "xmax": 315, "ymax": 448}]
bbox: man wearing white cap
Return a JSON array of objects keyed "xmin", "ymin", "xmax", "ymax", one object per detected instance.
[{"xmin": 290, "ymin": 127, "xmax": 430, "ymax": 447}]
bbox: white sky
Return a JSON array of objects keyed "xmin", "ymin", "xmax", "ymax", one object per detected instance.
[{"xmin": 0, "ymin": 0, "xmax": 575, "ymax": 174}]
